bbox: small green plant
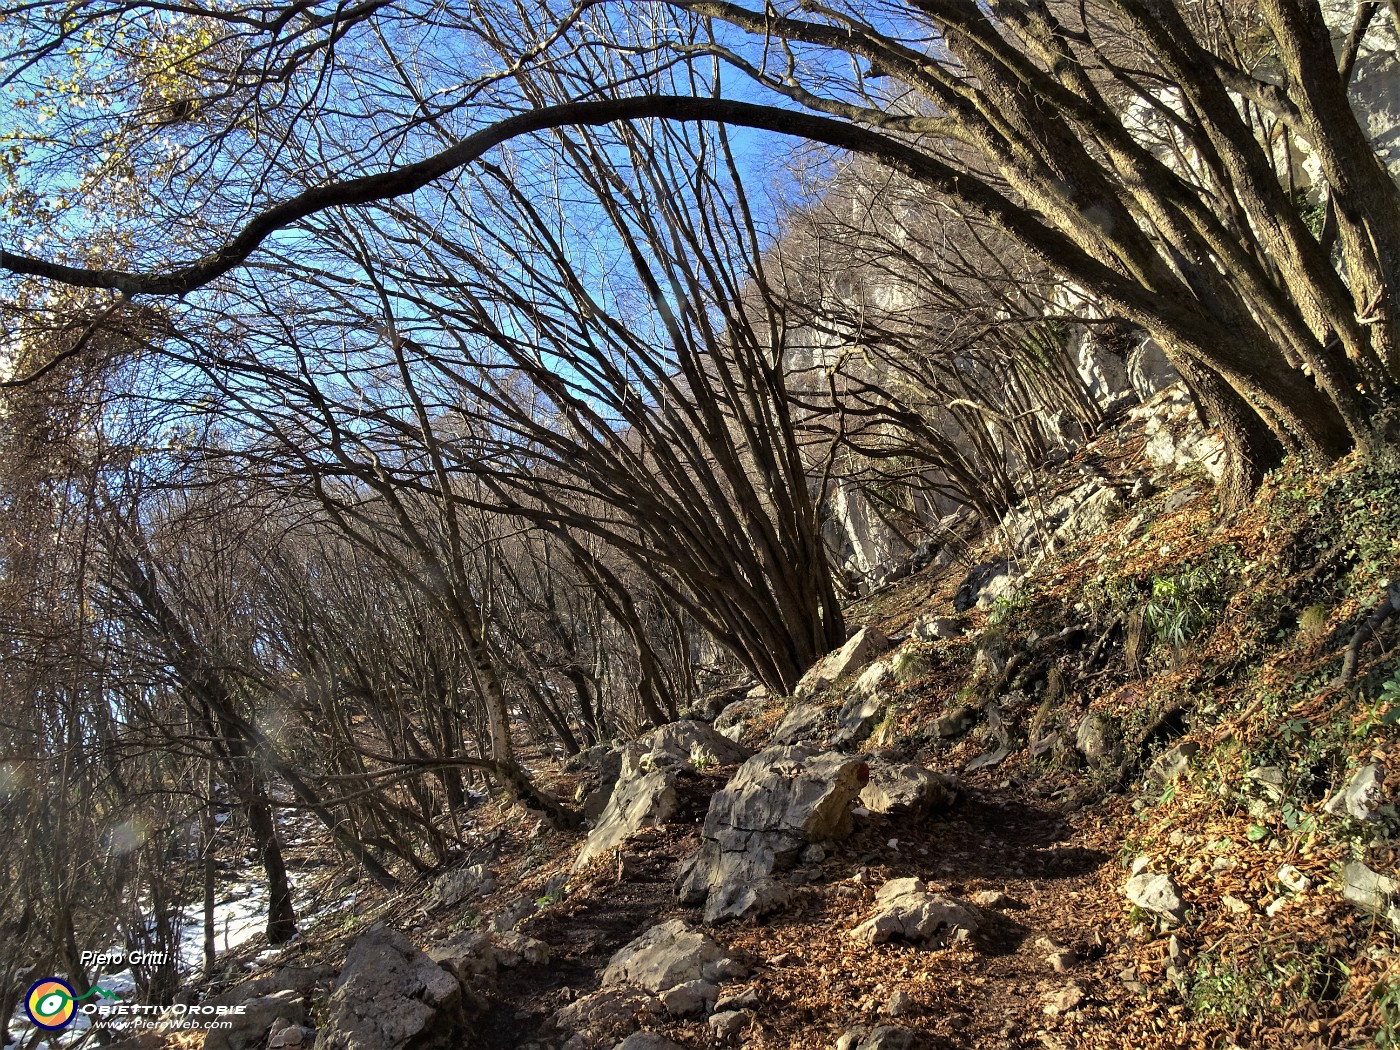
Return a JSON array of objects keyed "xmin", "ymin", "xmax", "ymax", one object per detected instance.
[
  {"xmin": 987, "ymin": 594, "xmax": 1019, "ymax": 626},
  {"xmin": 451, "ymin": 908, "xmax": 479, "ymax": 931},
  {"xmin": 1189, "ymin": 957, "xmax": 1252, "ymax": 1020},
  {"xmin": 1379, "ymin": 666, "xmax": 1400, "ymax": 728},
  {"xmin": 1376, "ymin": 973, "xmax": 1400, "ymax": 1048},
  {"xmin": 689, "ymin": 743, "xmax": 716, "ymax": 770},
  {"xmin": 1144, "ymin": 570, "xmax": 1210, "ymax": 648}
]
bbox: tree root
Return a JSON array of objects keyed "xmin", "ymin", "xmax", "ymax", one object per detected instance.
[{"xmin": 1336, "ymin": 581, "xmax": 1400, "ymax": 685}]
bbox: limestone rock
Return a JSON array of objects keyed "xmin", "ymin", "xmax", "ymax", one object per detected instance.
[
  {"xmin": 432, "ymin": 863, "xmax": 495, "ymax": 908},
  {"xmin": 1126, "ymin": 336, "xmax": 1181, "ymax": 401},
  {"xmin": 794, "ymin": 627, "xmax": 893, "ymax": 699},
  {"xmin": 659, "ymin": 979, "xmax": 718, "ymax": 1017},
  {"xmin": 575, "ymin": 721, "xmax": 750, "ymax": 869},
  {"xmin": 1146, "ymin": 741, "xmax": 1199, "ymax": 790},
  {"xmin": 772, "ymin": 704, "xmax": 828, "ymax": 746},
  {"xmin": 1125, "ymin": 871, "xmax": 1185, "ymax": 923},
  {"xmin": 613, "ymin": 1034, "xmax": 685, "ymax": 1050},
  {"xmin": 934, "ymin": 705, "xmax": 978, "ymax": 740},
  {"xmin": 849, "ymin": 877, "xmax": 980, "ymax": 948},
  {"xmin": 1341, "ymin": 860, "xmax": 1400, "ymax": 930},
  {"xmin": 602, "ymin": 920, "xmax": 726, "ymax": 994},
  {"xmin": 555, "ymin": 988, "xmax": 662, "ymax": 1044},
  {"xmin": 1075, "ymin": 712, "xmax": 1122, "ymax": 766},
  {"xmin": 316, "ymin": 925, "xmax": 466, "ymax": 1050},
  {"xmin": 427, "ymin": 931, "xmax": 497, "ymax": 979},
  {"xmin": 837, "ymin": 1025, "xmax": 918, "ymax": 1050},
  {"xmin": 204, "ymin": 990, "xmax": 307, "ymax": 1050},
  {"xmin": 677, "ymin": 746, "xmax": 869, "ymax": 922},
  {"xmin": 860, "ymin": 760, "xmax": 958, "ymax": 820},
  {"xmin": 1325, "ymin": 763, "xmax": 1387, "ymax": 822},
  {"xmin": 707, "ymin": 1009, "xmax": 752, "ymax": 1042},
  {"xmin": 910, "ymin": 614, "xmax": 961, "ymax": 642},
  {"xmin": 834, "ymin": 692, "xmax": 886, "ymax": 747}
]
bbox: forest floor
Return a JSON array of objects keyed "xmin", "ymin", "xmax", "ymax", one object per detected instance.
[{"xmin": 185, "ymin": 400, "xmax": 1400, "ymax": 1050}]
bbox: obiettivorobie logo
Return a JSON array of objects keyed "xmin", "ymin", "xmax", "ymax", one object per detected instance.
[
  {"xmin": 24, "ymin": 978, "xmax": 116, "ymax": 1030},
  {"xmin": 24, "ymin": 953, "xmax": 248, "ymax": 1034}
]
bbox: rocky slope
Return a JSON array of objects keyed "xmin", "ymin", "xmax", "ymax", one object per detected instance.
[{"xmin": 123, "ymin": 381, "xmax": 1400, "ymax": 1050}]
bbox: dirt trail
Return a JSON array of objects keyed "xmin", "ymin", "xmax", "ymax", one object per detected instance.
[{"xmin": 475, "ymin": 771, "xmax": 1126, "ymax": 1050}]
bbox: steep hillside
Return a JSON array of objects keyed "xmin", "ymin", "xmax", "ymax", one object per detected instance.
[{"xmin": 102, "ymin": 391, "xmax": 1400, "ymax": 1050}]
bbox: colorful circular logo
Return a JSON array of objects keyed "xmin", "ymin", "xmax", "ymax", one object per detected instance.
[{"xmin": 25, "ymin": 978, "xmax": 76, "ymax": 1030}]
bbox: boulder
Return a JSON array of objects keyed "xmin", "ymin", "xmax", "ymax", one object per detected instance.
[
  {"xmin": 794, "ymin": 627, "xmax": 893, "ymax": 699},
  {"xmin": 836, "ymin": 1027, "xmax": 918, "ymax": 1050},
  {"xmin": 934, "ymin": 705, "xmax": 978, "ymax": 740},
  {"xmin": 1075, "ymin": 712, "xmax": 1122, "ymax": 766},
  {"xmin": 771, "ymin": 704, "xmax": 828, "ymax": 746},
  {"xmin": 1146, "ymin": 741, "xmax": 1199, "ymax": 790},
  {"xmin": 1325, "ymin": 763, "xmax": 1387, "ymax": 821},
  {"xmin": 849, "ymin": 878, "xmax": 980, "ymax": 947},
  {"xmin": 431, "ymin": 863, "xmax": 495, "ymax": 908},
  {"xmin": 910, "ymin": 614, "xmax": 961, "ymax": 642},
  {"xmin": 575, "ymin": 722, "xmax": 750, "ymax": 869},
  {"xmin": 1125, "ymin": 871, "xmax": 1185, "ymax": 923},
  {"xmin": 602, "ymin": 920, "xmax": 727, "ymax": 994},
  {"xmin": 555, "ymin": 987, "xmax": 662, "ymax": 1045},
  {"xmin": 614, "ymin": 1034, "xmax": 686, "ymax": 1050},
  {"xmin": 203, "ymin": 990, "xmax": 307, "ymax": 1050},
  {"xmin": 953, "ymin": 560, "xmax": 1021, "ymax": 612},
  {"xmin": 659, "ymin": 979, "xmax": 718, "ymax": 1017},
  {"xmin": 427, "ymin": 931, "xmax": 497, "ymax": 979},
  {"xmin": 316, "ymin": 925, "xmax": 466, "ymax": 1050},
  {"xmin": 1126, "ymin": 336, "xmax": 1180, "ymax": 401},
  {"xmin": 678, "ymin": 746, "xmax": 869, "ymax": 922},
  {"xmin": 1340, "ymin": 860, "xmax": 1400, "ymax": 930},
  {"xmin": 860, "ymin": 760, "xmax": 958, "ymax": 820},
  {"xmin": 833, "ymin": 692, "xmax": 886, "ymax": 747}
]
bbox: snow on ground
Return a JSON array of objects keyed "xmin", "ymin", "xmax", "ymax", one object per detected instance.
[{"xmin": 5, "ymin": 803, "xmax": 321, "ymax": 1049}]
